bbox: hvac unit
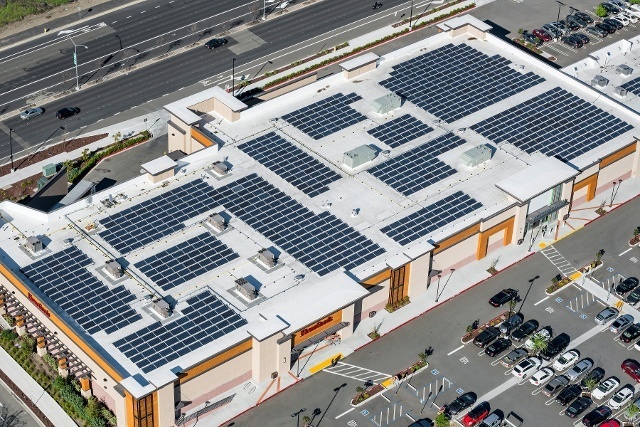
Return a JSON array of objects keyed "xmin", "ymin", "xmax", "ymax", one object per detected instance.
[
  {"xmin": 212, "ymin": 161, "xmax": 229, "ymax": 176},
  {"xmin": 591, "ymin": 75, "xmax": 609, "ymax": 88},
  {"xmin": 25, "ymin": 237, "xmax": 43, "ymax": 254},
  {"xmin": 343, "ymin": 145, "xmax": 377, "ymax": 169},
  {"xmin": 460, "ymin": 145, "xmax": 492, "ymax": 168},
  {"xmin": 105, "ymin": 260, "xmax": 123, "ymax": 279},
  {"xmin": 371, "ymin": 93, "xmax": 402, "ymax": 114},
  {"xmin": 151, "ymin": 299, "xmax": 171, "ymax": 319},
  {"xmin": 616, "ymin": 64, "xmax": 633, "ymax": 76},
  {"xmin": 257, "ymin": 248, "xmax": 277, "ymax": 268},
  {"xmin": 614, "ymin": 86, "xmax": 628, "ymax": 98},
  {"xmin": 235, "ymin": 278, "xmax": 258, "ymax": 300},
  {"xmin": 207, "ymin": 213, "xmax": 227, "ymax": 232}
]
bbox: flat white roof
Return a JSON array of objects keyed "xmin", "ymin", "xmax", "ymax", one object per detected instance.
[
  {"xmin": 340, "ymin": 52, "xmax": 379, "ymax": 71},
  {"xmin": 140, "ymin": 155, "xmax": 176, "ymax": 175},
  {"xmin": 164, "ymin": 87, "xmax": 248, "ymax": 125},
  {"xmin": 495, "ymin": 157, "xmax": 578, "ymax": 202}
]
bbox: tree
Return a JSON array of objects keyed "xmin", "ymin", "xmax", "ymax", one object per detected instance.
[
  {"xmin": 301, "ymin": 415, "xmax": 312, "ymax": 427},
  {"xmin": 631, "ymin": 0, "xmax": 640, "ymax": 5},
  {"xmin": 355, "ymin": 386, "xmax": 365, "ymax": 401},
  {"xmin": 529, "ymin": 333, "xmax": 548, "ymax": 356},
  {"xmin": 625, "ymin": 403, "xmax": 640, "ymax": 421},
  {"xmin": 581, "ymin": 374, "xmax": 599, "ymax": 392},
  {"xmin": 595, "ymin": 4, "xmax": 608, "ymax": 17},
  {"xmin": 435, "ymin": 412, "xmax": 451, "ymax": 427}
]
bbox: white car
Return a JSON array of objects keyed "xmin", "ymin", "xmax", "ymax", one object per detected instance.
[
  {"xmin": 19, "ymin": 107, "xmax": 44, "ymax": 120},
  {"xmin": 513, "ymin": 357, "xmax": 542, "ymax": 379},
  {"xmin": 619, "ymin": 12, "xmax": 639, "ymax": 23},
  {"xmin": 524, "ymin": 328, "xmax": 551, "ymax": 350},
  {"xmin": 529, "ymin": 367, "xmax": 555, "ymax": 386},
  {"xmin": 566, "ymin": 358, "xmax": 593, "ymax": 381},
  {"xmin": 635, "ymin": 340, "xmax": 640, "ymax": 351},
  {"xmin": 608, "ymin": 385, "xmax": 635, "ymax": 409},
  {"xmin": 615, "ymin": 13, "xmax": 632, "ymax": 25},
  {"xmin": 552, "ymin": 349, "xmax": 580, "ymax": 371},
  {"xmin": 592, "ymin": 377, "xmax": 621, "ymax": 400}
]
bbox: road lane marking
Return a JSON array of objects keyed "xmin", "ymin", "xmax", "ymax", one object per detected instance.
[
  {"xmin": 335, "ymin": 408, "xmax": 354, "ymax": 419},
  {"xmin": 620, "ymin": 248, "xmax": 633, "ymax": 256},
  {"xmin": 534, "ymin": 296, "xmax": 549, "ymax": 306},
  {"xmin": 447, "ymin": 345, "xmax": 464, "ymax": 356},
  {"xmin": 126, "ymin": 15, "xmax": 132, "ymax": 18}
]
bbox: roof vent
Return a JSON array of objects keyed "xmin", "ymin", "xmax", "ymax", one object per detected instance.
[
  {"xmin": 351, "ymin": 208, "xmax": 360, "ymax": 218},
  {"xmin": 591, "ymin": 75, "xmax": 609, "ymax": 88},
  {"xmin": 371, "ymin": 93, "xmax": 402, "ymax": 114},
  {"xmin": 235, "ymin": 277, "xmax": 258, "ymax": 301},
  {"xmin": 616, "ymin": 64, "xmax": 633, "ymax": 76},
  {"xmin": 25, "ymin": 237, "xmax": 43, "ymax": 254},
  {"xmin": 614, "ymin": 86, "xmax": 628, "ymax": 98},
  {"xmin": 257, "ymin": 248, "xmax": 277, "ymax": 268},
  {"xmin": 211, "ymin": 161, "xmax": 229, "ymax": 176},
  {"xmin": 105, "ymin": 260, "xmax": 123, "ymax": 279},
  {"xmin": 460, "ymin": 144, "xmax": 493, "ymax": 168},
  {"xmin": 207, "ymin": 213, "xmax": 227, "ymax": 232},
  {"xmin": 151, "ymin": 298, "xmax": 171, "ymax": 318},
  {"xmin": 343, "ymin": 145, "xmax": 377, "ymax": 169}
]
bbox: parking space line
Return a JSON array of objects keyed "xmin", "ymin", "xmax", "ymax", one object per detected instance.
[
  {"xmin": 335, "ymin": 408, "xmax": 354, "ymax": 419},
  {"xmin": 534, "ymin": 296, "xmax": 549, "ymax": 306},
  {"xmin": 620, "ymin": 248, "xmax": 633, "ymax": 256},
  {"xmin": 447, "ymin": 345, "xmax": 464, "ymax": 356}
]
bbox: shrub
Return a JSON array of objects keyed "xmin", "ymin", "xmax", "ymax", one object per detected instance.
[
  {"xmin": 595, "ymin": 4, "xmax": 608, "ymax": 17},
  {"xmin": 43, "ymin": 353, "xmax": 58, "ymax": 371},
  {"xmin": 0, "ymin": 329, "xmax": 17, "ymax": 342}
]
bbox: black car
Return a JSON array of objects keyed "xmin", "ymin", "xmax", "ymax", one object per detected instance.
[
  {"xmin": 566, "ymin": 397, "xmax": 592, "ymax": 418},
  {"xmin": 56, "ymin": 107, "xmax": 80, "ymax": 119},
  {"xmin": 616, "ymin": 277, "xmax": 639, "ymax": 295},
  {"xmin": 574, "ymin": 11, "xmax": 594, "ymax": 23},
  {"xmin": 541, "ymin": 333, "xmax": 571, "ymax": 360},
  {"xmin": 586, "ymin": 25, "xmax": 608, "ymax": 38},
  {"xmin": 561, "ymin": 36, "xmax": 583, "ymax": 48},
  {"xmin": 485, "ymin": 338, "xmax": 512, "ymax": 357},
  {"xmin": 204, "ymin": 38, "xmax": 228, "ymax": 49},
  {"xmin": 473, "ymin": 327, "xmax": 500, "ymax": 348},
  {"xmin": 522, "ymin": 32, "xmax": 542, "ymax": 46},
  {"xmin": 572, "ymin": 33, "xmax": 590, "ymax": 44},
  {"xmin": 566, "ymin": 14, "xmax": 588, "ymax": 27},
  {"xmin": 511, "ymin": 319, "xmax": 539, "ymax": 342},
  {"xmin": 627, "ymin": 289, "xmax": 640, "ymax": 305},
  {"xmin": 601, "ymin": 3, "xmax": 620, "ymax": 13},
  {"xmin": 622, "ymin": 323, "xmax": 640, "ymax": 343},
  {"xmin": 596, "ymin": 22, "xmax": 617, "ymax": 34},
  {"xmin": 562, "ymin": 19, "xmax": 581, "ymax": 30},
  {"xmin": 489, "ymin": 289, "xmax": 517, "ymax": 307},
  {"xmin": 445, "ymin": 391, "xmax": 477, "ymax": 415},
  {"xmin": 604, "ymin": 17, "xmax": 624, "ymax": 29},
  {"xmin": 581, "ymin": 405, "xmax": 612, "ymax": 427},
  {"xmin": 580, "ymin": 367, "xmax": 605, "ymax": 388},
  {"xmin": 556, "ymin": 384, "xmax": 582, "ymax": 405}
]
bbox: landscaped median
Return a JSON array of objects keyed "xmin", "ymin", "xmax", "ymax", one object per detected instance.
[{"xmin": 461, "ymin": 311, "xmax": 509, "ymax": 344}]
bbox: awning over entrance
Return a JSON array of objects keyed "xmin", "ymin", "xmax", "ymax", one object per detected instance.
[
  {"xmin": 526, "ymin": 199, "xmax": 569, "ymax": 224},
  {"xmin": 291, "ymin": 322, "xmax": 350, "ymax": 353}
]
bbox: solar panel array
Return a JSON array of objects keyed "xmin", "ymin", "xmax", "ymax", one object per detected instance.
[
  {"xmin": 281, "ymin": 93, "xmax": 366, "ymax": 140},
  {"xmin": 367, "ymin": 115, "xmax": 434, "ymax": 148},
  {"xmin": 471, "ymin": 87, "xmax": 634, "ymax": 161},
  {"xmin": 134, "ymin": 233, "xmax": 238, "ymax": 291},
  {"xmin": 381, "ymin": 191, "xmax": 483, "ymax": 245},
  {"xmin": 21, "ymin": 247, "xmax": 141, "ymax": 335},
  {"xmin": 98, "ymin": 180, "xmax": 216, "ymax": 254},
  {"xmin": 621, "ymin": 76, "xmax": 640, "ymax": 96},
  {"xmin": 379, "ymin": 43, "xmax": 545, "ymax": 123},
  {"xmin": 114, "ymin": 291, "xmax": 246, "ymax": 373},
  {"xmin": 368, "ymin": 133, "xmax": 466, "ymax": 196},
  {"xmin": 238, "ymin": 132, "xmax": 341, "ymax": 197},
  {"xmin": 211, "ymin": 174, "xmax": 385, "ymax": 275}
]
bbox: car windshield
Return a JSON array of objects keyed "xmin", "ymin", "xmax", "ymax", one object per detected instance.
[
  {"xmin": 600, "ymin": 382, "xmax": 614, "ymax": 391},
  {"xmin": 558, "ymin": 356, "xmax": 569, "ymax": 364}
]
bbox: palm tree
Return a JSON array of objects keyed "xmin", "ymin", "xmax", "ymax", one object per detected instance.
[
  {"xmin": 625, "ymin": 403, "xmax": 640, "ymax": 423},
  {"xmin": 302, "ymin": 415, "xmax": 312, "ymax": 427},
  {"xmin": 435, "ymin": 412, "xmax": 451, "ymax": 427},
  {"xmin": 581, "ymin": 374, "xmax": 599, "ymax": 394},
  {"xmin": 529, "ymin": 333, "xmax": 548, "ymax": 356}
]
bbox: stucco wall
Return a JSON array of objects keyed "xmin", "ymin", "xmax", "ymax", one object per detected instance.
[
  {"xmin": 432, "ymin": 232, "xmax": 477, "ymax": 270},
  {"xmin": 360, "ymin": 283, "xmax": 388, "ymax": 317}
]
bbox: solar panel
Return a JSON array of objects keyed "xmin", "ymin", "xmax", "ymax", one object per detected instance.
[
  {"xmin": 134, "ymin": 233, "xmax": 238, "ymax": 291},
  {"xmin": 368, "ymin": 133, "xmax": 466, "ymax": 196},
  {"xmin": 113, "ymin": 291, "xmax": 246, "ymax": 373},
  {"xmin": 621, "ymin": 77, "xmax": 640, "ymax": 96},
  {"xmin": 379, "ymin": 43, "xmax": 545, "ymax": 123},
  {"xmin": 281, "ymin": 93, "xmax": 366, "ymax": 139},
  {"xmin": 471, "ymin": 87, "xmax": 634, "ymax": 161},
  {"xmin": 21, "ymin": 247, "xmax": 141, "ymax": 335},
  {"xmin": 238, "ymin": 132, "xmax": 341, "ymax": 197},
  {"xmin": 367, "ymin": 115, "xmax": 433, "ymax": 148},
  {"xmin": 98, "ymin": 180, "xmax": 216, "ymax": 254},
  {"xmin": 381, "ymin": 191, "xmax": 483, "ymax": 245},
  {"xmin": 211, "ymin": 174, "xmax": 385, "ymax": 276}
]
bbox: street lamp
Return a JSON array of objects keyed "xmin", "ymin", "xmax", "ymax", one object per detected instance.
[
  {"xmin": 409, "ymin": 0, "xmax": 414, "ymax": 29},
  {"xmin": 231, "ymin": 57, "xmax": 237, "ymax": 96},
  {"xmin": 69, "ymin": 37, "xmax": 89, "ymax": 91},
  {"xmin": 435, "ymin": 274, "xmax": 442, "ymax": 302},
  {"xmin": 610, "ymin": 179, "xmax": 622, "ymax": 207},
  {"xmin": 8, "ymin": 128, "xmax": 14, "ymax": 172},
  {"xmin": 263, "ymin": 0, "xmax": 267, "ymax": 20},
  {"xmin": 556, "ymin": 0, "xmax": 565, "ymax": 23}
]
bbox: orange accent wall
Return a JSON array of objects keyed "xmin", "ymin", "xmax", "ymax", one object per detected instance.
[
  {"xmin": 0, "ymin": 264, "xmax": 123, "ymax": 381},
  {"xmin": 190, "ymin": 127, "xmax": 214, "ymax": 147},
  {"xmin": 476, "ymin": 217, "xmax": 515, "ymax": 260},
  {"xmin": 178, "ymin": 339, "xmax": 252, "ymax": 384},
  {"xmin": 573, "ymin": 173, "xmax": 598, "ymax": 202},
  {"xmin": 292, "ymin": 310, "xmax": 343, "ymax": 346},
  {"xmin": 402, "ymin": 263, "xmax": 411, "ymax": 298},
  {"xmin": 599, "ymin": 142, "xmax": 637, "ymax": 169},
  {"xmin": 433, "ymin": 223, "xmax": 481, "ymax": 255},
  {"xmin": 126, "ymin": 391, "xmax": 135, "ymax": 427},
  {"xmin": 360, "ymin": 269, "xmax": 391, "ymax": 286}
]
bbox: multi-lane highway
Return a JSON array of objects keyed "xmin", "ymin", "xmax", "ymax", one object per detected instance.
[{"xmin": 0, "ymin": 0, "xmax": 428, "ymax": 160}]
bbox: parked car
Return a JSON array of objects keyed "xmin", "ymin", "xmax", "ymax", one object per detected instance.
[
  {"xmin": 572, "ymin": 33, "xmax": 590, "ymax": 45},
  {"xmin": 500, "ymin": 313, "xmax": 524, "ymax": 335},
  {"xmin": 542, "ymin": 24, "xmax": 563, "ymax": 38},
  {"xmin": 611, "ymin": 314, "xmax": 634, "ymax": 333},
  {"xmin": 599, "ymin": 420, "xmax": 621, "ymax": 427},
  {"xmin": 511, "ymin": 319, "xmax": 539, "ymax": 342},
  {"xmin": 566, "ymin": 14, "xmax": 588, "ymax": 27},
  {"xmin": 595, "ymin": 307, "xmax": 619, "ymax": 325},
  {"xmin": 19, "ymin": 107, "xmax": 44, "ymax": 120},
  {"xmin": 541, "ymin": 333, "xmax": 571, "ymax": 361},
  {"xmin": 204, "ymin": 38, "xmax": 228, "ymax": 49},
  {"xmin": 485, "ymin": 338, "xmax": 511, "ymax": 357},
  {"xmin": 522, "ymin": 32, "xmax": 542, "ymax": 46},
  {"xmin": 409, "ymin": 420, "xmax": 433, "ymax": 427},
  {"xmin": 561, "ymin": 35, "xmax": 583, "ymax": 48},
  {"xmin": 615, "ymin": 277, "xmax": 639, "ymax": 295},
  {"xmin": 549, "ymin": 21, "xmax": 571, "ymax": 35},
  {"xmin": 445, "ymin": 392, "xmax": 477, "ymax": 416},
  {"xmin": 592, "ymin": 377, "xmax": 620, "ymax": 400},
  {"xmin": 462, "ymin": 401, "xmax": 490, "ymax": 426},
  {"xmin": 626, "ymin": 289, "xmax": 640, "ymax": 305},
  {"xmin": 556, "ymin": 384, "xmax": 582, "ymax": 406},
  {"xmin": 501, "ymin": 348, "xmax": 528, "ymax": 368},
  {"xmin": 574, "ymin": 11, "xmax": 594, "ymax": 23},
  {"xmin": 622, "ymin": 359, "xmax": 640, "ymax": 382},
  {"xmin": 618, "ymin": 11, "xmax": 638, "ymax": 23},
  {"xmin": 513, "ymin": 357, "xmax": 542, "ymax": 379},
  {"xmin": 566, "ymin": 359, "xmax": 593, "ymax": 381},
  {"xmin": 562, "ymin": 19, "xmax": 581, "ymax": 31},
  {"xmin": 478, "ymin": 411, "xmax": 503, "ymax": 427},
  {"xmin": 532, "ymin": 28, "xmax": 552, "ymax": 41},
  {"xmin": 601, "ymin": 2, "xmax": 621, "ymax": 14},
  {"xmin": 581, "ymin": 406, "xmax": 612, "ymax": 427},
  {"xmin": 543, "ymin": 375, "xmax": 570, "ymax": 396},
  {"xmin": 610, "ymin": 0, "xmax": 627, "ymax": 9},
  {"xmin": 622, "ymin": 324, "xmax": 640, "ymax": 343},
  {"xmin": 596, "ymin": 22, "xmax": 617, "ymax": 34},
  {"xmin": 489, "ymin": 289, "xmax": 518, "ymax": 307},
  {"xmin": 553, "ymin": 350, "xmax": 580, "ymax": 371},
  {"xmin": 586, "ymin": 25, "xmax": 609, "ymax": 38},
  {"xmin": 56, "ymin": 107, "xmax": 80, "ymax": 119},
  {"xmin": 524, "ymin": 326, "xmax": 552, "ymax": 350},
  {"xmin": 614, "ymin": 13, "xmax": 632, "ymax": 25},
  {"xmin": 565, "ymin": 397, "xmax": 592, "ymax": 418},
  {"xmin": 474, "ymin": 327, "xmax": 500, "ymax": 348},
  {"xmin": 581, "ymin": 367, "xmax": 605, "ymax": 389},
  {"xmin": 530, "ymin": 367, "xmax": 555, "ymax": 386},
  {"xmin": 608, "ymin": 384, "xmax": 635, "ymax": 409}
]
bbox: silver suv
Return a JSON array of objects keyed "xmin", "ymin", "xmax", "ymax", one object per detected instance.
[
  {"xmin": 542, "ymin": 24, "xmax": 562, "ymax": 38},
  {"xmin": 479, "ymin": 413, "xmax": 503, "ymax": 427}
]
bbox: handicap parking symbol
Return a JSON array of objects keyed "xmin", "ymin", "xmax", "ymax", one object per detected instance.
[
  {"xmin": 360, "ymin": 409, "xmax": 369, "ymax": 416},
  {"xmin": 456, "ymin": 388, "xmax": 464, "ymax": 394},
  {"xmin": 431, "ymin": 369, "xmax": 439, "ymax": 375},
  {"xmin": 607, "ymin": 267, "xmax": 615, "ymax": 272},
  {"xmin": 555, "ymin": 297, "xmax": 563, "ymax": 303},
  {"xmin": 580, "ymin": 314, "xmax": 587, "ymax": 320}
]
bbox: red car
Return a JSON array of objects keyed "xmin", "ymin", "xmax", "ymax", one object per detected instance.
[
  {"xmin": 600, "ymin": 420, "xmax": 621, "ymax": 427},
  {"xmin": 533, "ymin": 28, "xmax": 552, "ymax": 42},
  {"xmin": 462, "ymin": 401, "xmax": 490, "ymax": 426},
  {"xmin": 621, "ymin": 359, "xmax": 640, "ymax": 382}
]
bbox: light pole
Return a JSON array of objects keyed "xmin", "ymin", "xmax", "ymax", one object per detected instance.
[
  {"xmin": 231, "ymin": 57, "xmax": 237, "ymax": 96},
  {"xmin": 8, "ymin": 128, "xmax": 14, "ymax": 172},
  {"xmin": 610, "ymin": 179, "xmax": 622, "ymax": 207},
  {"xmin": 435, "ymin": 274, "xmax": 442, "ymax": 302},
  {"xmin": 69, "ymin": 37, "xmax": 89, "ymax": 90},
  {"xmin": 409, "ymin": 0, "xmax": 414, "ymax": 29},
  {"xmin": 556, "ymin": 0, "xmax": 565, "ymax": 22},
  {"xmin": 263, "ymin": 0, "xmax": 267, "ymax": 20}
]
